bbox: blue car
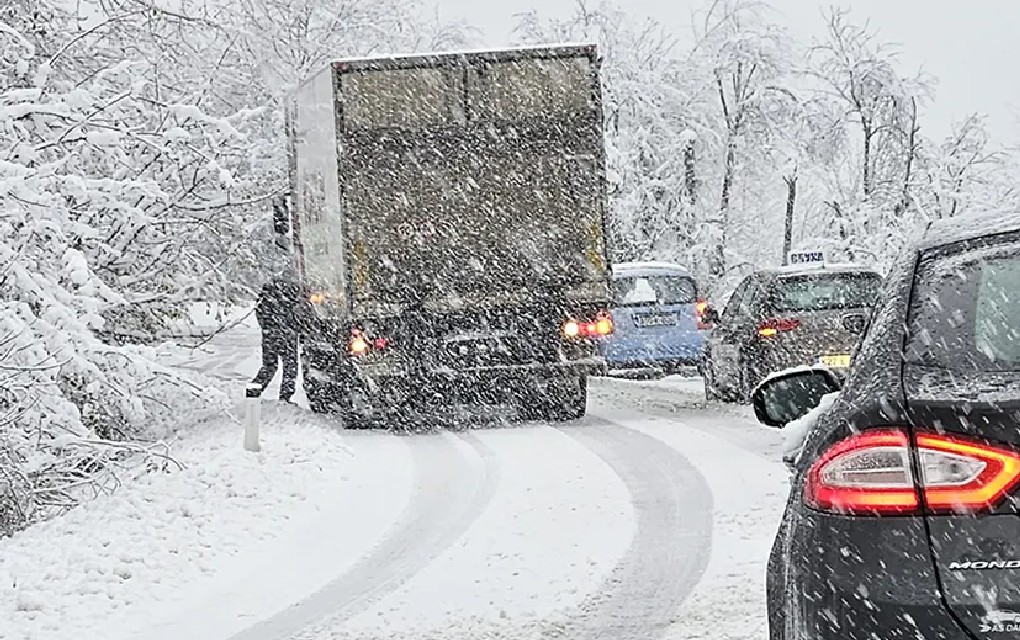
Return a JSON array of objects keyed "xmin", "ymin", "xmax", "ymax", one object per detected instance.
[{"xmin": 600, "ymin": 262, "xmax": 711, "ymax": 375}]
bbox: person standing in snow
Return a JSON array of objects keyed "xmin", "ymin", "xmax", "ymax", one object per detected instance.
[{"xmin": 249, "ymin": 272, "xmax": 313, "ymax": 402}]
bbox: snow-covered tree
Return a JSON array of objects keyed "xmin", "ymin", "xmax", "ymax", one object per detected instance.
[
  {"xmin": 919, "ymin": 114, "xmax": 1013, "ymax": 218},
  {"xmin": 0, "ymin": 0, "xmax": 476, "ymax": 535},
  {"xmin": 804, "ymin": 8, "xmax": 934, "ymax": 265},
  {"xmin": 689, "ymin": 0, "xmax": 792, "ymax": 281}
]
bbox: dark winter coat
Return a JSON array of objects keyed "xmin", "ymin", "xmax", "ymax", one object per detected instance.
[{"xmin": 255, "ymin": 277, "xmax": 314, "ymax": 337}]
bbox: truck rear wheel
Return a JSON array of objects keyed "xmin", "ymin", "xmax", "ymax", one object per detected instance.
[
  {"xmin": 524, "ymin": 375, "xmax": 587, "ymax": 422},
  {"xmin": 552, "ymin": 375, "xmax": 587, "ymax": 421},
  {"xmin": 305, "ymin": 379, "xmax": 371, "ymax": 429},
  {"xmin": 305, "ymin": 379, "xmax": 336, "ymax": 415}
]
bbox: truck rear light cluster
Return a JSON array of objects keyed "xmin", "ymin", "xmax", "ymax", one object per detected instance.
[
  {"xmin": 348, "ymin": 329, "xmax": 389, "ymax": 357},
  {"xmin": 562, "ymin": 313, "xmax": 614, "ymax": 339},
  {"xmin": 805, "ymin": 429, "xmax": 1020, "ymax": 516},
  {"xmin": 757, "ymin": 317, "xmax": 800, "ymax": 338}
]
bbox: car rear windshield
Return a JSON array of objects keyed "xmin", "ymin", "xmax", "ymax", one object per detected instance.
[
  {"xmin": 905, "ymin": 236, "xmax": 1020, "ymax": 372},
  {"xmin": 772, "ymin": 272, "xmax": 882, "ymax": 312},
  {"xmin": 612, "ymin": 275, "xmax": 697, "ymax": 307}
]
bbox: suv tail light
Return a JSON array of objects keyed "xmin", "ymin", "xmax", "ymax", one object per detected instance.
[
  {"xmin": 805, "ymin": 429, "xmax": 1020, "ymax": 516},
  {"xmin": 562, "ymin": 313, "xmax": 614, "ymax": 339},
  {"xmin": 757, "ymin": 317, "xmax": 800, "ymax": 338}
]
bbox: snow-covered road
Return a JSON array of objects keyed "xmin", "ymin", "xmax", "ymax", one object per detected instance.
[{"xmin": 0, "ymin": 329, "xmax": 789, "ymax": 640}]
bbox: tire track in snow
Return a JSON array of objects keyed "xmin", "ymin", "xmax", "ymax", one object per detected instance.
[
  {"xmin": 555, "ymin": 416, "xmax": 713, "ymax": 640},
  {"xmin": 589, "ymin": 384, "xmax": 784, "ymax": 462},
  {"xmin": 226, "ymin": 430, "xmax": 499, "ymax": 640}
]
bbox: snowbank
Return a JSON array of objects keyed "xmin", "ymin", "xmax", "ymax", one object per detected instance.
[
  {"xmin": 589, "ymin": 374, "xmax": 707, "ymax": 409},
  {"xmin": 0, "ymin": 407, "xmax": 411, "ymax": 640}
]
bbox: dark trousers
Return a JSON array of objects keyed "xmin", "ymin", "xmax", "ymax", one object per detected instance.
[{"xmin": 251, "ymin": 330, "xmax": 299, "ymax": 400}]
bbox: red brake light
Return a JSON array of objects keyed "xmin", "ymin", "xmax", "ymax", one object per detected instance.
[
  {"xmin": 757, "ymin": 317, "xmax": 800, "ymax": 338},
  {"xmin": 806, "ymin": 430, "xmax": 919, "ymax": 515},
  {"xmin": 805, "ymin": 429, "xmax": 1020, "ymax": 516},
  {"xmin": 348, "ymin": 329, "xmax": 389, "ymax": 356},
  {"xmin": 562, "ymin": 320, "xmax": 581, "ymax": 338},
  {"xmin": 349, "ymin": 334, "xmax": 369, "ymax": 356},
  {"xmin": 561, "ymin": 313, "xmax": 614, "ymax": 339},
  {"xmin": 916, "ymin": 433, "xmax": 1020, "ymax": 513}
]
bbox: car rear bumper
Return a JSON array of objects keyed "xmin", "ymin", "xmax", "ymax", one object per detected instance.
[
  {"xmin": 602, "ymin": 341, "xmax": 706, "ymax": 367},
  {"xmin": 304, "ymin": 344, "xmax": 600, "ymax": 416},
  {"xmin": 773, "ymin": 503, "xmax": 966, "ymax": 640}
]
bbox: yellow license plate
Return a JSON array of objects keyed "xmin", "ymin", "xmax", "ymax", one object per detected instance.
[{"xmin": 818, "ymin": 354, "xmax": 851, "ymax": 368}]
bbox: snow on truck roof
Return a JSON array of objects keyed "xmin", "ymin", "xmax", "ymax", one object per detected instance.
[
  {"xmin": 917, "ymin": 209, "xmax": 1020, "ymax": 251},
  {"xmin": 611, "ymin": 261, "xmax": 692, "ymax": 277},
  {"xmin": 331, "ymin": 42, "xmax": 598, "ymax": 68}
]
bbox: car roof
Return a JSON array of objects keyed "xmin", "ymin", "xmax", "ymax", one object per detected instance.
[
  {"xmin": 612, "ymin": 261, "xmax": 692, "ymax": 277},
  {"xmin": 916, "ymin": 210, "xmax": 1020, "ymax": 251},
  {"xmin": 756, "ymin": 263, "xmax": 882, "ymax": 278}
]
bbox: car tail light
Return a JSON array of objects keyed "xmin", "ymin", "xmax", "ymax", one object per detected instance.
[
  {"xmin": 696, "ymin": 299, "xmax": 711, "ymax": 330},
  {"xmin": 916, "ymin": 433, "xmax": 1020, "ymax": 513},
  {"xmin": 757, "ymin": 317, "xmax": 800, "ymax": 338},
  {"xmin": 561, "ymin": 313, "xmax": 614, "ymax": 339},
  {"xmin": 805, "ymin": 429, "xmax": 1020, "ymax": 516}
]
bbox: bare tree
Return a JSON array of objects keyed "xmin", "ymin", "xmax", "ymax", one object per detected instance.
[{"xmin": 697, "ymin": 0, "xmax": 788, "ymax": 282}]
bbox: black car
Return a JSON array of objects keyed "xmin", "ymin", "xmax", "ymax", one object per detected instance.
[
  {"xmin": 754, "ymin": 211, "xmax": 1020, "ymax": 640},
  {"xmin": 703, "ymin": 263, "xmax": 883, "ymax": 403}
]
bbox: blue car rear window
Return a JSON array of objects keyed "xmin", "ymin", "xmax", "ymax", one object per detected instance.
[{"xmin": 612, "ymin": 275, "xmax": 697, "ymax": 307}]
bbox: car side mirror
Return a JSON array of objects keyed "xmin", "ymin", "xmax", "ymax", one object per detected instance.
[
  {"xmin": 751, "ymin": 368, "xmax": 842, "ymax": 428},
  {"xmin": 702, "ymin": 307, "xmax": 720, "ymax": 325},
  {"xmin": 842, "ymin": 312, "xmax": 867, "ymax": 335}
]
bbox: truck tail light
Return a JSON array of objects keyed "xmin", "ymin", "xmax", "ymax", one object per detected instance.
[
  {"xmin": 348, "ymin": 329, "xmax": 389, "ymax": 357},
  {"xmin": 757, "ymin": 317, "xmax": 800, "ymax": 338},
  {"xmin": 562, "ymin": 313, "xmax": 614, "ymax": 339},
  {"xmin": 349, "ymin": 332, "xmax": 369, "ymax": 356},
  {"xmin": 805, "ymin": 429, "xmax": 1020, "ymax": 516}
]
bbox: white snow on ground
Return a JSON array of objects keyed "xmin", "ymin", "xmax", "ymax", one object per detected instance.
[
  {"xmin": 0, "ymin": 406, "xmax": 411, "ymax": 640},
  {"xmin": 624, "ymin": 413, "xmax": 789, "ymax": 640},
  {"xmin": 338, "ymin": 425, "xmax": 635, "ymax": 635},
  {"xmin": 1, "ymin": 322, "xmax": 785, "ymax": 640},
  {"xmin": 589, "ymin": 374, "xmax": 760, "ymax": 424}
]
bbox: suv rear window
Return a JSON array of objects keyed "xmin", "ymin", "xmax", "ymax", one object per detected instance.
[
  {"xmin": 612, "ymin": 275, "xmax": 697, "ymax": 307},
  {"xmin": 905, "ymin": 237, "xmax": 1020, "ymax": 372},
  {"xmin": 772, "ymin": 272, "xmax": 882, "ymax": 312}
]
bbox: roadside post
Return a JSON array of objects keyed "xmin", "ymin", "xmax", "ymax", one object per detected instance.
[{"xmin": 244, "ymin": 383, "xmax": 262, "ymax": 452}]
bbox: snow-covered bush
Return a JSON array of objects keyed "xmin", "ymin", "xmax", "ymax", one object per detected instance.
[{"xmin": 0, "ymin": 9, "xmax": 240, "ymax": 533}]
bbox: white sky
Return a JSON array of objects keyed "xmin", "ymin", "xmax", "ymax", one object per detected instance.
[{"xmin": 430, "ymin": 0, "xmax": 1020, "ymax": 146}]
